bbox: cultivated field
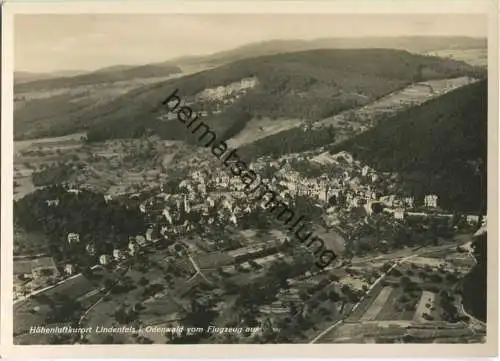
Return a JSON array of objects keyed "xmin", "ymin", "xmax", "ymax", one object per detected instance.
[{"xmin": 313, "ymin": 76, "xmax": 479, "ymax": 130}]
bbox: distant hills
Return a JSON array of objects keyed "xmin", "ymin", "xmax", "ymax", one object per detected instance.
[
  {"xmin": 14, "ymin": 63, "xmax": 182, "ymax": 93},
  {"xmin": 75, "ymin": 48, "xmax": 482, "ymax": 143},
  {"xmin": 174, "ymin": 36, "xmax": 486, "ymax": 68},
  {"xmin": 14, "ymin": 35, "xmax": 485, "ymax": 89},
  {"xmin": 14, "ymin": 36, "xmax": 486, "ymax": 141},
  {"xmin": 329, "ymin": 79, "xmax": 487, "ymax": 213},
  {"xmin": 15, "ymin": 70, "xmax": 86, "ymax": 84}
]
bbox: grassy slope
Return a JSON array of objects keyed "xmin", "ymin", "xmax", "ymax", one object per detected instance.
[{"xmin": 329, "ymin": 80, "xmax": 487, "ymax": 213}]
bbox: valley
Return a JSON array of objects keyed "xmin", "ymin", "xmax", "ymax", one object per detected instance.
[{"xmin": 12, "ymin": 37, "xmax": 488, "ymax": 346}]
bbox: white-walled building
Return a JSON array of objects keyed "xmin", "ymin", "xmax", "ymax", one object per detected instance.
[
  {"xmin": 85, "ymin": 243, "xmax": 96, "ymax": 256},
  {"xmin": 67, "ymin": 233, "xmax": 80, "ymax": 245},
  {"xmin": 45, "ymin": 199, "xmax": 60, "ymax": 207},
  {"xmin": 64, "ymin": 264, "xmax": 75, "ymax": 275},
  {"xmin": 145, "ymin": 228, "xmax": 154, "ymax": 242},
  {"xmin": 99, "ymin": 254, "xmax": 110, "ymax": 265},
  {"xmin": 403, "ymin": 197, "xmax": 415, "ymax": 208},
  {"xmin": 424, "ymin": 194, "xmax": 438, "ymax": 208},
  {"xmin": 466, "ymin": 215, "xmax": 480, "ymax": 225},
  {"xmin": 113, "ymin": 249, "xmax": 123, "ymax": 260},
  {"xmin": 136, "ymin": 235, "xmax": 147, "ymax": 247},
  {"xmin": 128, "ymin": 241, "xmax": 137, "ymax": 256},
  {"xmin": 394, "ymin": 208, "xmax": 405, "ymax": 220}
]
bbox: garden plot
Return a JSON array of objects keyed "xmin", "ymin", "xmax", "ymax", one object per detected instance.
[
  {"xmin": 359, "ymin": 286, "xmax": 394, "ymax": 321},
  {"xmin": 414, "ymin": 291, "xmax": 436, "ymax": 323}
]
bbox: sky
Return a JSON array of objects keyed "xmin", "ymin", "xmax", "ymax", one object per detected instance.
[{"xmin": 14, "ymin": 14, "xmax": 487, "ymax": 73}]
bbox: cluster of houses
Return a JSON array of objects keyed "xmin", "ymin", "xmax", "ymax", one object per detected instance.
[
  {"xmin": 194, "ymin": 77, "xmax": 258, "ymax": 103},
  {"xmin": 53, "ymin": 147, "xmax": 485, "ymax": 279},
  {"xmin": 159, "ymin": 78, "xmax": 258, "ymax": 121},
  {"xmin": 62, "ymin": 231, "xmax": 157, "ymax": 274}
]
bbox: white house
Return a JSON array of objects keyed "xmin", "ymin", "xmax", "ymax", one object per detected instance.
[
  {"xmin": 85, "ymin": 243, "xmax": 96, "ymax": 256},
  {"xmin": 64, "ymin": 264, "xmax": 75, "ymax": 275},
  {"xmin": 113, "ymin": 249, "xmax": 123, "ymax": 260},
  {"xmin": 160, "ymin": 225, "xmax": 169, "ymax": 235},
  {"xmin": 162, "ymin": 208, "xmax": 173, "ymax": 225},
  {"xmin": 136, "ymin": 235, "xmax": 147, "ymax": 247},
  {"xmin": 380, "ymin": 195, "xmax": 396, "ymax": 208},
  {"xmin": 128, "ymin": 241, "xmax": 137, "ymax": 256},
  {"xmin": 67, "ymin": 233, "xmax": 80, "ymax": 245},
  {"xmin": 99, "ymin": 254, "xmax": 110, "ymax": 265},
  {"xmin": 403, "ymin": 197, "xmax": 415, "ymax": 208},
  {"xmin": 45, "ymin": 199, "xmax": 60, "ymax": 207},
  {"xmin": 145, "ymin": 228, "xmax": 154, "ymax": 242},
  {"xmin": 424, "ymin": 194, "xmax": 438, "ymax": 208},
  {"xmin": 394, "ymin": 208, "xmax": 405, "ymax": 220},
  {"xmin": 466, "ymin": 215, "xmax": 480, "ymax": 225}
]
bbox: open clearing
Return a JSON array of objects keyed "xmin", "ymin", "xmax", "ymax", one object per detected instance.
[
  {"xmin": 15, "ymin": 132, "xmax": 86, "ymax": 154},
  {"xmin": 226, "ymin": 117, "xmax": 302, "ymax": 148}
]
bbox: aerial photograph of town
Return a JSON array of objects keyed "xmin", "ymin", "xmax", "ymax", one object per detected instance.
[{"xmin": 12, "ymin": 12, "xmax": 488, "ymax": 345}]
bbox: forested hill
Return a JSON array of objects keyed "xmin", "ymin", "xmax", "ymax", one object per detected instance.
[
  {"xmin": 14, "ymin": 63, "xmax": 182, "ymax": 92},
  {"xmin": 81, "ymin": 48, "xmax": 483, "ymax": 142},
  {"xmin": 329, "ymin": 79, "xmax": 487, "ymax": 213},
  {"xmin": 462, "ymin": 232, "xmax": 487, "ymax": 322},
  {"xmin": 168, "ymin": 36, "xmax": 487, "ymax": 68}
]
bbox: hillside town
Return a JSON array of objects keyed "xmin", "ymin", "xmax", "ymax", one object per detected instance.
[
  {"xmin": 14, "ymin": 143, "xmax": 486, "ymax": 344},
  {"xmin": 11, "ymin": 15, "xmax": 488, "ymax": 348}
]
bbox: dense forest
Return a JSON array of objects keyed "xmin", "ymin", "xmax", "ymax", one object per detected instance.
[
  {"xmin": 14, "ymin": 186, "xmax": 146, "ymax": 265},
  {"xmin": 462, "ymin": 232, "xmax": 487, "ymax": 322},
  {"xmin": 239, "ymin": 125, "xmax": 337, "ymax": 159},
  {"xmin": 26, "ymin": 48, "xmax": 481, "ymax": 142},
  {"xmin": 329, "ymin": 80, "xmax": 487, "ymax": 213}
]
